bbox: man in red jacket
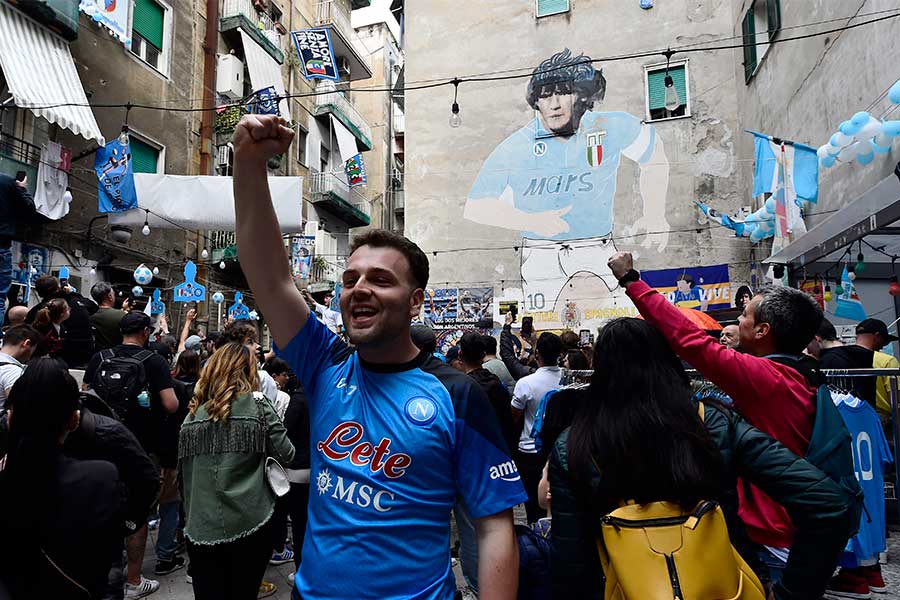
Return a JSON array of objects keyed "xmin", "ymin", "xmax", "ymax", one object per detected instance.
[{"xmin": 608, "ymin": 251, "xmax": 824, "ymax": 584}]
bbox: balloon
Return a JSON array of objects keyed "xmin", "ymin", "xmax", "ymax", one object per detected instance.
[
  {"xmin": 851, "ymin": 111, "xmax": 871, "ymax": 127},
  {"xmin": 212, "ymin": 291, "xmax": 225, "ymax": 304},
  {"xmin": 830, "ymin": 132, "xmax": 851, "ymax": 147},
  {"xmin": 750, "ymin": 227, "xmax": 770, "ymax": 243},
  {"xmin": 839, "ymin": 120, "xmax": 861, "ymax": 136},
  {"xmin": 839, "ymin": 142, "xmax": 861, "ymax": 162},
  {"xmin": 132, "ymin": 285, "xmax": 144, "ymax": 297},
  {"xmin": 875, "ymin": 133, "xmax": 893, "ymax": 147},
  {"xmin": 817, "ymin": 145, "xmax": 830, "ymax": 159},
  {"xmin": 858, "ymin": 119, "xmax": 883, "ymax": 140},
  {"xmin": 821, "ymin": 154, "xmax": 837, "ymax": 167},
  {"xmin": 857, "ymin": 151, "xmax": 875, "ymax": 165},
  {"xmin": 764, "ymin": 196, "xmax": 776, "ymax": 214},
  {"xmin": 882, "ymin": 121, "xmax": 900, "ymax": 137},
  {"xmin": 872, "ymin": 141, "xmax": 892, "ymax": 154},
  {"xmin": 133, "ymin": 264, "xmax": 153, "ymax": 285},
  {"xmin": 827, "ymin": 144, "xmax": 841, "ymax": 156},
  {"xmin": 889, "ymin": 78, "xmax": 900, "ymax": 105}
]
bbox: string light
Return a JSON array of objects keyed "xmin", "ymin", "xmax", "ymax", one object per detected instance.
[
  {"xmin": 663, "ymin": 49, "xmax": 680, "ymax": 112},
  {"xmin": 823, "ymin": 284, "xmax": 833, "ymax": 302},
  {"xmin": 855, "ymin": 241, "xmax": 866, "ymax": 274},
  {"xmin": 890, "ymin": 275, "xmax": 900, "ymax": 296},
  {"xmin": 141, "ymin": 209, "xmax": 151, "ymax": 236},
  {"xmin": 201, "ymin": 248, "xmax": 209, "ymax": 259},
  {"xmin": 117, "ymin": 103, "xmax": 132, "ymax": 145},
  {"xmin": 449, "ymin": 78, "xmax": 462, "ymax": 128},
  {"xmin": 153, "ymin": 266, "xmax": 160, "ymax": 275},
  {"xmin": 219, "ymin": 260, "xmax": 226, "ymax": 270}
]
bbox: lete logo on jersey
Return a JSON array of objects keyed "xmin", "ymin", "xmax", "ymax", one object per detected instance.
[{"xmin": 317, "ymin": 421, "xmax": 413, "ymax": 479}]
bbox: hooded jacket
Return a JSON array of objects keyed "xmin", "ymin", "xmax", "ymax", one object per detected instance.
[{"xmin": 467, "ymin": 367, "xmax": 519, "ymax": 454}]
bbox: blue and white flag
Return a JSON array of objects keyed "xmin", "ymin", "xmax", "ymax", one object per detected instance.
[
  {"xmin": 751, "ymin": 131, "xmax": 819, "ymax": 205},
  {"xmin": 249, "ymin": 86, "xmax": 280, "ymax": 117},
  {"xmin": 95, "ymin": 139, "xmax": 138, "ymax": 213},
  {"xmin": 834, "ymin": 266, "xmax": 868, "ymax": 321},
  {"xmin": 291, "ymin": 29, "xmax": 339, "ymax": 81},
  {"xmin": 696, "ymin": 200, "xmax": 776, "ymax": 243}
]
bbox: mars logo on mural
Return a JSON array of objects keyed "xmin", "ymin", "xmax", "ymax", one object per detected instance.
[{"xmin": 463, "ymin": 48, "xmax": 672, "ymax": 316}]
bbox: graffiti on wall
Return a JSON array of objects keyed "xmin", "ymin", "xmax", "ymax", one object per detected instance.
[{"xmin": 464, "ymin": 48, "xmax": 671, "ymax": 327}]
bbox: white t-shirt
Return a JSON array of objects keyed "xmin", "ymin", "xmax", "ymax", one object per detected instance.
[
  {"xmin": 315, "ymin": 302, "xmax": 342, "ymax": 334},
  {"xmin": 511, "ymin": 366, "xmax": 561, "ymax": 453},
  {"xmin": 0, "ymin": 352, "xmax": 26, "ymax": 406},
  {"xmin": 259, "ymin": 369, "xmax": 279, "ymax": 405}
]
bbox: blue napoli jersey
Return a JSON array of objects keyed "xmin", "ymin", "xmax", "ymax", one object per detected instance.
[
  {"xmin": 276, "ymin": 317, "xmax": 527, "ymax": 599},
  {"xmin": 837, "ymin": 401, "xmax": 893, "ymax": 561},
  {"xmin": 467, "ymin": 111, "xmax": 653, "ymax": 240}
]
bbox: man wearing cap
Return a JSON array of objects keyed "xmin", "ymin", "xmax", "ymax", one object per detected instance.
[
  {"xmin": 855, "ymin": 318, "xmax": 900, "ymax": 420},
  {"xmin": 84, "ymin": 311, "xmax": 179, "ymax": 600}
]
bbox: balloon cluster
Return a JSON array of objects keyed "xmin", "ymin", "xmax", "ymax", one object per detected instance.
[{"xmin": 817, "ymin": 79, "xmax": 900, "ymax": 168}]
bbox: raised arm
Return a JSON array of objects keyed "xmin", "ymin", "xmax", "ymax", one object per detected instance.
[
  {"xmin": 233, "ymin": 115, "xmax": 309, "ymax": 348},
  {"xmin": 178, "ymin": 308, "xmax": 195, "ymax": 353}
]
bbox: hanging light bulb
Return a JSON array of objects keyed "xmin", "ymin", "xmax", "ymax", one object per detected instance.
[
  {"xmin": 219, "ymin": 260, "xmax": 226, "ymax": 270},
  {"xmin": 664, "ymin": 74, "xmax": 680, "ymax": 112},
  {"xmin": 89, "ymin": 267, "xmax": 96, "ymax": 275},
  {"xmin": 201, "ymin": 248, "xmax": 209, "ymax": 259},
  {"xmin": 823, "ymin": 284, "xmax": 833, "ymax": 303},
  {"xmin": 855, "ymin": 252, "xmax": 866, "ymax": 274},
  {"xmin": 152, "ymin": 266, "xmax": 159, "ymax": 275},
  {"xmin": 835, "ymin": 283, "xmax": 845, "ymax": 296},
  {"xmin": 118, "ymin": 124, "xmax": 130, "ymax": 146},
  {"xmin": 449, "ymin": 78, "xmax": 462, "ymax": 128},
  {"xmin": 141, "ymin": 210, "xmax": 151, "ymax": 236},
  {"xmin": 847, "ymin": 266, "xmax": 857, "ymax": 281},
  {"xmin": 890, "ymin": 276, "xmax": 900, "ymax": 297}
]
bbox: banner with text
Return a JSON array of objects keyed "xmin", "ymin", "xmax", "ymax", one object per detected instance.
[
  {"xmin": 642, "ymin": 264, "xmax": 731, "ymax": 311},
  {"xmin": 424, "ymin": 287, "xmax": 494, "ymax": 328},
  {"xmin": 291, "ymin": 29, "xmax": 339, "ymax": 81}
]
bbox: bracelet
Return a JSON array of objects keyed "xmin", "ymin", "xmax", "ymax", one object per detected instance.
[{"xmin": 617, "ymin": 269, "xmax": 641, "ymax": 287}]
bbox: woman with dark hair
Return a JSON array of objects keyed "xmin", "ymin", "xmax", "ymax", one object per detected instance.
[
  {"xmin": 735, "ymin": 285, "xmax": 753, "ymax": 311},
  {"xmin": 32, "ymin": 297, "xmax": 70, "ymax": 358},
  {"xmin": 0, "ymin": 357, "xmax": 123, "ymax": 599},
  {"xmin": 173, "ymin": 349, "xmax": 201, "ymax": 383},
  {"xmin": 550, "ymin": 318, "xmax": 861, "ymax": 599}
]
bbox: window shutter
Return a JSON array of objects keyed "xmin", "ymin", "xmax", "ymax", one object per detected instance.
[
  {"xmin": 648, "ymin": 66, "xmax": 687, "ymax": 111},
  {"xmin": 130, "ymin": 138, "xmax": 159, "ymax": 174},
  {"xmin": 536, "ymin": 0, "xmax": 569, "ymax": 17},
  {"xmin": 766, "ymin": 0, "xmax": 781, "ymax": 38},
  {"xmin": 133, "ymin": 0, "xmax": 165, "ymax": 50},
  {"xmin": 742, "ymin": 8, "xmax": 757, "ymax": 83}
]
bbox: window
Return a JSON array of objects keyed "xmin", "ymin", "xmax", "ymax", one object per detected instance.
[
  {"xmin": 320, "ymin": 144, "xmax": 330, "ymax": 173},
  {"xmin": 130, "ymin": 136, "xmax": 161, "ymax": 173},
  {"xmin": 645, "ymin": 62, "xmax": 689, "ymax": 122},
  {"xmin": 131, "ymin": 0, "xmax": 169, "ymax": 74},
  {"xmin": 297, "ymin": 126, "xmax": 309, "ymax": 166},
  {"xmin": 742, "ymin": 0, "xmax": 781, "ymax": 83},
  {"xmin": 269, "ymin": 2, "xmax": 282, "ymax": 24},
  {"xmin": 536, "ymin": 0, "xmax": 569, "ymax": 17}
]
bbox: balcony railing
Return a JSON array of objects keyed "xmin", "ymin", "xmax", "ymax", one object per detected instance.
[
  {"xmin": 310, "ymin": 170, "xmax": 372, "ymax": 227},
  {"xmin": 316, "ymin": 0, "xmax": 358, "ymax": 47},
  {"xmin": 393, "ymin": 110, "xmax": 404, "ymax": 135},
  {"xmin": 314, "ymin": 80, "xmax": 373, "ymax": 148},
  {"xmin": 390, "ymin": 190, "xmax": 404, "ymax": 213},
  {"xmin": 221, "ymin": 0, "xmax": 284, "ymax": 62},
  {"xmin": 0, "ymin": 134, "xmax": 40, "ymax": 195}
]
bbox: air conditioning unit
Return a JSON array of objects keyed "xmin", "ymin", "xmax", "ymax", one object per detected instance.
[
  {"xmin": 216, "ymin": 144, "xmax": 233, "ymax": 168},
  {"xmin": 216, "ymin": 54, "xmax": 245, "ymax": 101},
  {"xmin": 338, "ymin": 56, "xmax": 351, "ymax": 77}
]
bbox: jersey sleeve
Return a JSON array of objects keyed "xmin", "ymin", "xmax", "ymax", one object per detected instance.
[
  {"xmin": 620, "ymin": 113, "xmax": 656, "ymax": 164},
  {"xmin": 274, "ymin": 315, "xmax": 351, "ymax": 401},
  {"xmin": 453, "ymin": 380, "xmax": 528, "ymax": 519}
]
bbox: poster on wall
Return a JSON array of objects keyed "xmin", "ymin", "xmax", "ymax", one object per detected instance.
[
  {"xmin": 290, "ymin": 235, "xmax": 316, "ymax": 281},
  {"xmin": 424, "ymin": 287, "xmax": 494, "ymax": 328},
  {"xmin": 643, "ymin": 264, "xmax": 731, "ymax": 311},
  {"xmin": 79, "ymin": 0, "xmax": 131, "ymax": 48},
  {"xmin": 291, "ymin": 29, "xmax": 339, "ymax": 81}
]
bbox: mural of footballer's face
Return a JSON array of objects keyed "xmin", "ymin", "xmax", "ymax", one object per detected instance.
[
  {"xmin": 676, "ymin": 278, "xmax": 691, "ymax": 293},
  {"xmin": 536, "ymin": 83, "xmax": 582, "ymax": 135}
]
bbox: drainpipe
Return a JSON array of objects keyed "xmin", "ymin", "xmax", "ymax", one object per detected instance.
[{"xmin": 199, "ymin": 0, "xmax": 218, "ymax": 175}]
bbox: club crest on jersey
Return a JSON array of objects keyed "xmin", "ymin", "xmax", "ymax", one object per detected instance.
[
  {"xmin": 586, "ymin": 131, "xmax": 606, "ymax": 167},
  {"xmin": 318, "ymin": 421, "xmax": 412, "ymax": 478},
  {"xmin": 533, "ymin": 141, "xmax": 547, "ymax": 157},
  {"xmin": 405, "ymin": 397, "xmax": 437, "ymax": 426}
]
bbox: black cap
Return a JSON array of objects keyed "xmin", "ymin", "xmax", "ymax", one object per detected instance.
[
  {"xmin": 410, "ymin": 324, "xmax": 437, "ymax": 353},
  {"xmin": 445, "ymin": 345, "xmax": 460, "ymax": 362},
  {"xmin": 120, "ymin": 311, "xmax": 151, "ymax": 334},
  {"xmin": 856, "ymin": 318, "xmax": 899, "ymax": 342}
]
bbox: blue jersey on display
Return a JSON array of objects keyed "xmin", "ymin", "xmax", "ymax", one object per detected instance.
[
  {"xmin": 467, "ymin": 111, "xmax": 650, "ymax": 241},
  {"xmin": 837, "ymin": 401, "xmax": 893, "ymax": 562},
  {"xmin": 277, "ymin": 317, "xmax": 527, "ymax": 599}
]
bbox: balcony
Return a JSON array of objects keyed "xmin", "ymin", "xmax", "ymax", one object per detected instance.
[
  {"xmin": 314, "ymin": 0, "xmax": 372, "ymax": 81},
  {"xmin": 220, "ymin": 0, "xmax": 284, "ymax": 64},
  {"xmin": 0, "ymin": 134, "xmax": 40, "ymax": 196},
  {"xmin": 390, "ymin": 190, "xmax": 404, "ymax": 214},
  {"xmin": 11, "ymin": 0, "xmax": 79, "ymax": 40},
  {"xmin": 314, "ymin": 80, "xmax": 373, "ymax": 150},
  {"xmin": 310, "ymin": 170, "xmax": 372, "ymax": 228},
  {"xmin": 393, "ymin": 110, "xmax": 404, "ymax": 135},
  {"xmin": 209, "ymin": 230, "xmax": 237, "ymax": 262}
]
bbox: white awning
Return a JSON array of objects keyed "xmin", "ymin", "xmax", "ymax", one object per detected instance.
[
  {"xmin": 108, "ymin": 174, "xmax": 304, "ymax": 232},
  {"xmin": 239, "ymin": 29, "xmax": 290, "ymax": 122},
  {"xmin": 332, "ymin": 115, "xmax": 358, "ymax": 162},
  {"xmin": 0, "ymin": 2, "xmax": 104, "ymax": 145}
]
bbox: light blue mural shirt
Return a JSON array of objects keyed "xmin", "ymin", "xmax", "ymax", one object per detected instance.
[{"xmin": 467, "ymin": 111, "xmax": 654, "ymax": 241}]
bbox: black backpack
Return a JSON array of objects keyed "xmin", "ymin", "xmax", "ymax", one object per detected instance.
[{"xmin": 90, "ymin": 349, "xmax": 154, "ymax": 422}]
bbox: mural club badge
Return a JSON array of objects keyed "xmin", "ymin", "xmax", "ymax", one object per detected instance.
[{"xmin": 586, "ymin": 131, "xmax": 606, "ymax": 167}]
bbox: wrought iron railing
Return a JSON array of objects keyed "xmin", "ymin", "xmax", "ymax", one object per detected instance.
[{"xmin": 310, "ymin": 170, "xmax": 372, "ymax": 218}]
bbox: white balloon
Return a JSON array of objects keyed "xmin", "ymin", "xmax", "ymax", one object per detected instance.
[
  {"xmin": 816, "ymin": 145, "xmax": 830, "ymax": 159},
  {"xmin": 858, "ymin": 119, "xmax": 883, "ymax": 141},
  {"xmin": 839, "ymin": 142, "xmax": 861, "ymax": 162},
  {"xmin": 875, "ymin": 133, "xmax": 893, "ymax": 148},
  {"xmin": 832, "ymin": 131, "xmax": 852, "ymax": 147},
  {"xmin": 827, "ymin": 144, "xmax": 842, "ymax": 156}
]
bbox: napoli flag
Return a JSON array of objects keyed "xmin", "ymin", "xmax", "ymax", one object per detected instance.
[
  {"xmin": 95, "ymin": 139, "xmax": 138, "ymax": 213},
  {"xmin": 834, "ymin": 266, "xmax": 868, "ymax": 321},
  {"xmin": 751, "ymin": 132, "xmax": 819, "ymax": 205}
]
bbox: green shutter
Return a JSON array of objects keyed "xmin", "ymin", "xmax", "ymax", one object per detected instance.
[
  {"xmin": 742, "ymin": 7, "xmax": 757, "ymax": 83},
  {"xmin": 766, "ymin": 0, "xmax": 781, "ymax": 38},
  {"xmin": 130, "ymin": 138, "xmax": 159, "ymax": 174},
  {"xmin": 648, "ymin": 66, "xmax": 687, "ymax": 111},
  {"xmin": 536, "ymin": 0, "xmax": 569, "ymax": 17},
  {"xmin": 133, "ymin": 0, "xmax": 165, "ymax": 50}
]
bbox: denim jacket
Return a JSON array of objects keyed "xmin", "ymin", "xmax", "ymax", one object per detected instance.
[{"xmin": 179, "ymin": 392, "xmax": 295, "ymax": 545}]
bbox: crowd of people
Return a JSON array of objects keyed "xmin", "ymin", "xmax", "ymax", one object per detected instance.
[{"xmin": 0, "ymin": 112, "xmax": 891, "ymax": 600}]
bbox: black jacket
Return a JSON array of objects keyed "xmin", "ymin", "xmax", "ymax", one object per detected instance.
[
  {"xmin": 549, "ymin": 403, "xmax": 861, "ymax": 600},
  {"xmin": 500, "ymin": 324, "xmax": 535, "ymax": 381},
  {"xmin": 468, "ymin": 367, "xmax": 519, "ymax": 454},
  {"xmin": 26, "ymin": 291, "xmax": 97, "ymax": 368},
  {"xmin": 284, "ymin": 384, "xmax": 311, "ymax": 470},
  {"xmin": 64, "ymin": 407, "xmax": 159, "ymax": 535},
  {"xmin": 0, "ymin": 174, "xmax": 35, "ymax": 242}
]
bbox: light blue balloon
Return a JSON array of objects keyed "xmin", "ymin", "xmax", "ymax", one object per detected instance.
[
  {"xmin": 857, "ymin": 151, "xmax": 875, "ymax": 165},
  {"xmin": 889, "ymin": 78, "xmax": 900, "ymax": 105},
  {"xmin": 829, "ymin": 133, "xmax": 842, "ymax": 147},
  {"xmin": 764, "ymin": 196, "xmax": 776, "ymax": 214},
  {"xmin": 872, "ymin": 142, "xmax": 892, "ymax": 154},
  {"xmin": 750, "ymin": 227, "xmax": 770, "ymax": 243},
  {"xmin": 839, "ymin": 120, "xmax": 861, "ymax": 136},
  {"xmin": 851, "ymin": 111, "xmax": 871, "ymax": 127},
  {"xmin": 821, "ymin": 154, "xmax": 837, "ymax": 167},
  {"xmin": 882, "ymin": 121, "xmax": 900, "ymax": 137}
]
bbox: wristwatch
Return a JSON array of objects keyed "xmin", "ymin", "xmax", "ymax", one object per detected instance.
[{"xmin": 617, "ymin": 269, "xmax": 641, "ymax": 288}]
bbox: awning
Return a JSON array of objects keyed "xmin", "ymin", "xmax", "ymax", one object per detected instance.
[
  {"xmin": 108, "ymin": 174, "xmax": 305, "ymax": 232},
  {"xmin": 239, "ymin": 30, "xmax": 290, "ymax": 122},
  {"xmin": 0, "ymin": 2, "xmax": 104, "ymax": 145},
  {"xmin": 332, "ymin": 115, "xmax": 358, "ymax": 162}
]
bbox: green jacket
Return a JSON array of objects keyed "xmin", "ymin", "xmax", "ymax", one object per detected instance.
[
  {"xmin": 549, "ymin": 403, "xmax": 861, "ymax": 600},
  {"xmin": 179, "ymin": 392, "xmax": 295, "ymax": 545}
]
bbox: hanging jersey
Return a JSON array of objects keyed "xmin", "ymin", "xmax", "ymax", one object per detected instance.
[
  {"xmin": 276, "ymin": 316, "xmax": 527, "ymax": 599},
  {"xmin": 837, "ymin": 400, "xmax": 893, "ymax": 562},
  {"xmin": 467, "ymin": 111, "xmax": 653, "ymax": 241}
]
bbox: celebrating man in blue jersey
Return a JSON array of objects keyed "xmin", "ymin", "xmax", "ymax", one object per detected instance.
[
  {"xmin": 464, "ymin": 48, "xmax": 670, "ymax": 310},
  {"xmin": 233, "ymin": 114, "xmax": 526, "ymax": 600}
]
